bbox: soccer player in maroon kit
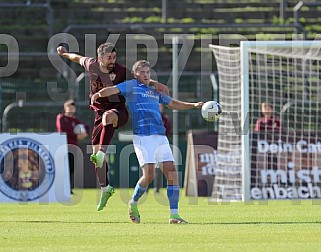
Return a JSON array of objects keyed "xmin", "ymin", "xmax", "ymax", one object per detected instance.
[
  {"xmin": 254, "ymin": 102, "xmax": 281, "ymax": 172},
  {"xmin": 57, "ymin": 42, "xmax": 169, "ymax": 211},
  {"xmin": 56, "ymin": 99, "xmax": 89, "ymax": 194},
  {"xmin": 255, "ymin": 102, "xmax": 281, "ymax": 132}
]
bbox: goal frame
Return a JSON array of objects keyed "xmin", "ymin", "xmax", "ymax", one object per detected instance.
[{"xmin": 241, "ymin": 40, "xmax": 321, "ymax": 201}]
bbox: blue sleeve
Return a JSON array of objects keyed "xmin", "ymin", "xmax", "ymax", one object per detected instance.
[
  {"xmin": 116, "ymin": 80, "xmax": 134, "ymax": 97},
  {"xmin": 159, "ymin": 92, "xmax": 172, "ymax": 105}
]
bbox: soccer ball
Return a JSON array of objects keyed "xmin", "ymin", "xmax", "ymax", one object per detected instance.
[
  {"xmin": 73, "ymin": 124, "xmax": 86, "ymax": 135},
  {"xmin": 201, "ymin": 101, "xmax": 222, "ymax": 122}
]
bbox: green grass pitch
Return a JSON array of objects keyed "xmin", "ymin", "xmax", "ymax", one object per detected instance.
[{"xmin": 1, "ymin": 189, "xmax": 321, "ymax": 251}]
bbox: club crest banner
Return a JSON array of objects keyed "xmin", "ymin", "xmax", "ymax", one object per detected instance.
[{"xmin": 0, "ymin": 133, "xmax": 70, "ymax": 202}]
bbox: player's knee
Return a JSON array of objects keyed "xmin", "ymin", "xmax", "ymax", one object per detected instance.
[
  {"xmin": 102, "ymin": 111, "xmax": 116, "ymax": 126},
  {"xmin": 142, "ymin": 172, "xmax": 154, "ymax": 184},
  {"xmin": 165, "ymin": 169, "xmax": 178, "ymax": 183},
  {"xmin": 147, "ymin": 173, "xmax": 155, "ymax": 183}
]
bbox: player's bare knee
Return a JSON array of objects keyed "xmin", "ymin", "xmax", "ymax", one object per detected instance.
[
  {"xmin": 147, "ymin": 173, "xmax": 155, "ymax": 184},
  {"xmin": 167, "ymin": 175, "xmax": 178, "ymax": 185},
  {"xmin": 102, "ymin": 111, "xmax": 117, "ymax": 126},
  {"xmin": 164, "ymin": 169, "xmax": 178, "ymax": 184},
  {"xmin": 141, "ymin": 166, "xmax": 155, "ymax": 184}
]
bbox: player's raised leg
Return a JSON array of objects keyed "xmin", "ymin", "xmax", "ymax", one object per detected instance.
[
  {"xmin": 91, "ymin": 144, "xmax": 115, "ymax": 211},
  {"xmin": 90, "ymin": 111, "xmax": 118, "ymax": 211},
  {"xmin": 90, "ymin": 110, "xmax": 117, "ymax": 168}
]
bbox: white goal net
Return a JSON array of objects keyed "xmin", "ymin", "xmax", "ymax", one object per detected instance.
[
  {"xmin": 210, "ymin": 41, "xmax": 321, "ymax": 201},
  {"xmin": 209, "ymin": 45, "xmax": 243, "ymax": 201}
]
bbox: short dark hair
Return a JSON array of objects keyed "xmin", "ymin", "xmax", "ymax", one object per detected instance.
[{"xmin": 97, "ymin": 42, "xmax": 116, "ymax": 56}]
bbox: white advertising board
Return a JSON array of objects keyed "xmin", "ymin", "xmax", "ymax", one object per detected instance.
[{"xmin": 0, "ymin": 133, "xmax": 70, "ymax": 203}]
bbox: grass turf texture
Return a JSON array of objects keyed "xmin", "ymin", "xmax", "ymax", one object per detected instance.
[{"xmin": 1, "ymin": 189, "xmax": 321, "ymax": 251}]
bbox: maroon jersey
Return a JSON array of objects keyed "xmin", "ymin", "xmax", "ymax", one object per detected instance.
[
  {"xmin": 80, "ymin": 57, "xmax": 133, "ymax": 111},
  {"xmin": 255, "ymin": 115, "xmax": 281, "ymax": 132},
  {"xmin": 56, "ymin": 113, "xmax": 89, "ymax": 145}
]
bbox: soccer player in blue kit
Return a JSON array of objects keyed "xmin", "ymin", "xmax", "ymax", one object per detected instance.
[{"xmin": 91, "ymin": 60, "xmax": 204, "ymax": 224}]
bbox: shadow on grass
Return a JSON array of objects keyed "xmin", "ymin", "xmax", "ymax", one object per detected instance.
[
  {"xmin": 1, "ymin": 220, "xmax": 321, "ymax": 225},
  {"xmin": 188, "ymin": 221, "xmax": 321, "ymax": 225}
]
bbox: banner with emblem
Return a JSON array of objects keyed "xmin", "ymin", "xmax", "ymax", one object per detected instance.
[
  {"xmin": 0, "ymin": 133, "xmax": 70, "ymax": 202},
  {"xmin": 184, "ymin": 130, "xmax": 218, "ymax": 196}
]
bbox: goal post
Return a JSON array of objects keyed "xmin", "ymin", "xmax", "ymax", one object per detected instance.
[
  {"xmin": 210, "ymin": 40, "xmax": 321, "ymax": 201},
  {"xmin": 240, "ymin": 42, "xmax": 250, "ymax": 202}
]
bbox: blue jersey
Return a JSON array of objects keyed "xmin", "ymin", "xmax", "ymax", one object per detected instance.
[{"xmin": 116, "ymin": 79, "xmax": 172, "ymax": 135}]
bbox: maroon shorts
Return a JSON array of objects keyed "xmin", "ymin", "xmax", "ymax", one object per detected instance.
[{"xmin": 91, "ymin": 107, "xmax": 129, "ymax": 145}]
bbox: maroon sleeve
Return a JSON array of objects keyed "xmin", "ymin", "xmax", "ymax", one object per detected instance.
[
  {"xmin": 80, "ymin": 57, "xmax": 96, "ymax": 71},
  {"xmin": 254, "ymin": 118, "xmax": 261, "ymax": 132},
  {"xmin": 56, "ymin": 113, "xmax": 64, "ymax": 132}
]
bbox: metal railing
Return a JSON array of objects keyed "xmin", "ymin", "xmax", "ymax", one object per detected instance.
[
  {"xmin": 63, "ymin": 23, "xmax": 305, "ymax": 34},
  {"xmin": 0, "ymin": 0, "xmax": 53, "ymax": 38},
  {"xmin": 293, "ymin": 1, "xmax": 321, "ymax": 39},
  {"xmin": 1, "ymin": 100, "xmax": 89, "ymax": 132}
]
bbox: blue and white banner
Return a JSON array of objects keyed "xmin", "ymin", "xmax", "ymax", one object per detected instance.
[{"xmin": 0, "ymin": 133, "xmax": 70, "ymax": 202}]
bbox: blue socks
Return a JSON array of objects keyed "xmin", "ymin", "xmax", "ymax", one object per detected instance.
[
  {"xmin": 132, "ymin": 183, "xmax": 148, "ymax": 203},
  {"xmin": 131, "ymin": 183, "xmax": 180, "ymax": 215},
  {"xmin": 167, "ymin": 185, "xmax": 180, "ymax": 212}
]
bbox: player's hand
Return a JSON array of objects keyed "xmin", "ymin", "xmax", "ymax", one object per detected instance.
[
  {"xmin": 57, "ymin": 46, "xmax": 68, "ymax": 55},
  {"xmin": 91, "ymin": 93, "xmax": 100, "ymax": 105},
  {"xmin": 194, "ymin": 102, "xmax": 204, "ymax": 108},
  {"xmin": 77, "ymin": 132, "xmax": 88, "ymax": 140},
  {"xmin": 156, "ymin": 82, "xmax": 170, "ymax": 96}
]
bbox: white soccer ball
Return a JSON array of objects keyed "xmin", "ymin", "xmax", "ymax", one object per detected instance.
[
  {"xmin": 73, "ymin": 124, "xmax": 86, "ymax": 135},
  {"xmin": 201, "ymin": 101, "xmax": 222, "ymax": 122}
]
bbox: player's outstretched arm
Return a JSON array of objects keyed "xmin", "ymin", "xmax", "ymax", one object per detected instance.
[
  {"xmin": 91, "ymin": 86, "xmax": 120, "ymax": 104},
  {"xmin": 57, "ymin": 46, "xmax": 83, "ymax": 64},
  {"xmin": 166, "ymin": 100, "xmax": 204, "ymax": 110}
]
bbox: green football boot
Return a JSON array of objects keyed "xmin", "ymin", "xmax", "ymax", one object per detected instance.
[
  {"xmin": 90, "ymin": 150, "xmax": 105, "ymax": 169},
  {"xmin": 97, "ymin": 185, "xmax": 115, "ymax": 211},
  {"xmin": 128, "ymin": 201, "xmax": 140, "ymax": 224},
  {"xmin": 169, "ymin": 214, "xmax": 188, "ymax": 224}
]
